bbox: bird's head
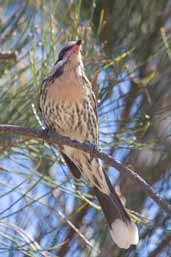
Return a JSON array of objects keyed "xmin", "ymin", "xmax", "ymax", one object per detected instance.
[{"xmin": 57, "ymin": 40, "xmax": 82, "ymax": 70}]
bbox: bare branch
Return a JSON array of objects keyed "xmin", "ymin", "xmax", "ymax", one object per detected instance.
[
  {"xmin": 0, "ymin": 52, "xmax": 17, "ymax": 61},
  {"xmin": 0, "ymin": 124, "xmax": 171, "ymax": 216}
]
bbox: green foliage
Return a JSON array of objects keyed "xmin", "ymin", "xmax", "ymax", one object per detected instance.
[{"xmin": 0, "ymin": 1, "xmax": 171, "ymax": 257}]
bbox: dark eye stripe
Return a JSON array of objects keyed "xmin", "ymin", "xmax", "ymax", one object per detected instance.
[
  {"xmin": 55, "ymin": 41, "xmax": 78, "ymax": 64},
  {"xmin": 58, "ymin": 45, "xmax": 73, "ymax": 61}
]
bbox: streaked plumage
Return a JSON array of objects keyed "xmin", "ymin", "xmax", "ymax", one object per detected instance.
[{"xmin": 39, "ymin": 40, "xmax": 139, "ymax": 248}]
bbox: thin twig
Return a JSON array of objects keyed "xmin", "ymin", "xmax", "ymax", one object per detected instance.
[
  {"xmin": 0, "ymin": 124, "xmax": 171, "ymax": 216},
  {"xmin": 57, "ymin": 209, "xmax": 93, "ymax": 250},
  {"xmin": 149, "ymin": 236, "xmax": 171, "ymax": 257},
  {"xmin": 57, "ymin": 203, "xmax": 90, "ymax": 257}
]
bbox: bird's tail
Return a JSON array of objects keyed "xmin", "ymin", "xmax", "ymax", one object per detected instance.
[{"xmin": 93, "ymin": 174, "xmax": 139, "ymax": 249}]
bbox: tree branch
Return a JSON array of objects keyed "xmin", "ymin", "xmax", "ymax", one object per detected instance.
[
  {"xmin": 0, "ymin": 124, "xmax": 171, "ymax": 216},
  {"xmin": 0, "ymin": 52, "xmax": 16, "ymax": 61}
]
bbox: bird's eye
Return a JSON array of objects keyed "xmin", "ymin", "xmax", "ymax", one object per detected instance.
[
  {"xmin": 58, "ymin": 45, "xmax": 73, "ymax": 62},
  {"xmin": 58, "ymin": 50, "xmax": 65, "ymax": 61}
]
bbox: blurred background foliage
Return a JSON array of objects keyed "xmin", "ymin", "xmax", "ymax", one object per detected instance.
[{"xmin": 0, "ymin": 0, "xmax": 171, "ymax": 256}]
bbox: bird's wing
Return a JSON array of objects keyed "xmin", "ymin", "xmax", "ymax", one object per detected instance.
[
  {"xmin": 83, "ymin": 74, "xmax": 97, "ymax": 116},
  {"xmin": 61, "ymin": 152, "xmax": 81, "ymax": 179},
  {"xmin": 83, "ymin": 74, "xmax": 98, "ymax": 143}
]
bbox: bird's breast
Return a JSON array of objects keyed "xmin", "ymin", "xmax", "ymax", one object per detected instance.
[
  {"xmin": 41, "ymin": 95, "xmax": 95, "ymax": 143},
  {"xmin": 47, "ymin": 67, "xmax": 86, "ymax": 102},
  {"xmin": 40, "ymin": 67, "xmax": 97, "ymax": 143}
]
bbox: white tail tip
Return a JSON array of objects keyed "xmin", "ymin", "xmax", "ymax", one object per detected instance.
[{"xmin": 110, "ymin": 219, "xmax": 139, "ymax": 249}]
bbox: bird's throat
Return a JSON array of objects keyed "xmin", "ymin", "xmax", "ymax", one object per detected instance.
[{"xmin": 47, "ymin": 65, "xmax": 85, "ymax": 103}]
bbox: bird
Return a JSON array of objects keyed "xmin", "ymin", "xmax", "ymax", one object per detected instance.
[{"xmin": 39, "ymin": 40, "xmax": 139, "ymax": 249}]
